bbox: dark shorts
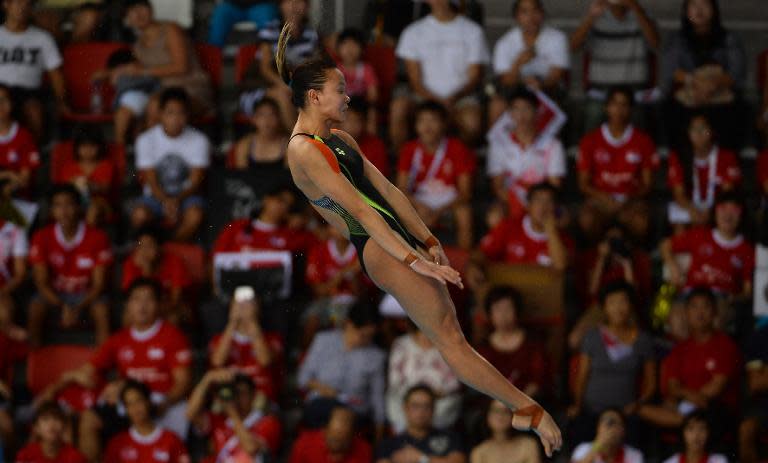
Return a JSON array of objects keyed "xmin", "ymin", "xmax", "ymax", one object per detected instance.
[
  {"xmin": 133, "ymin": 195, "xmax": 206, "ymax": 217},
  {"xmin": 7, "ymin": 85, "xmax": 44, "ymax": 107}
]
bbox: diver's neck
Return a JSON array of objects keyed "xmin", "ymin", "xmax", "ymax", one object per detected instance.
[{"xmin": 295, "ymin": 112, "xmax": 332, "ymax": 139}]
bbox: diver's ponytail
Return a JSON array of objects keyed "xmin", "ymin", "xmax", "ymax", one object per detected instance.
[{"xmin": 275, "ymin": 22, "xmax": 293, "ymax": 86}]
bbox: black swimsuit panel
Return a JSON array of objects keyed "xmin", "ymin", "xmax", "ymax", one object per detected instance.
[{"xmin": 292, "ymin": 132, "xmax": 420, "ymax": 275}]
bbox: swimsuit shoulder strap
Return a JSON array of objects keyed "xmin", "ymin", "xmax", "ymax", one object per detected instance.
[{"xmin": 289, "ymin": 132, "xmax": 339, "ymax": 174}]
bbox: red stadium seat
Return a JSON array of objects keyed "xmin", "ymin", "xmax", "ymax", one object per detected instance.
[
  {"xmin": 50, "ymin": 140, "xmax": 127, "ymax": 185},
  {"xmin": 195, "ymin": 43, "xmax": 223, "ymax": 90},
  {"xmin": 61, "ymin": 42, "xmax": 130, "ymax": 123},
  {"xmin": 758, "ymin": 49, "xmax": 768, "ymax": 93},
  {"xmin": 163, "ymin": 242, "xmax": 207, "ymax": 285},
  {"xmin": 26, "ymin": 345, "xmax": 94, "ymax": 395},
  {"xmin": 235, "ymin": 44, "xmax": 262, "ymax": 85},
  {"xmin": 364, "ymin": 43, "xmax": 397, "ymax": 110}
]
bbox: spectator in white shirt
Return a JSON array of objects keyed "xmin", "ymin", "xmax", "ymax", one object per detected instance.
[
  {"xmin": 486, "ymin": 86, "xmax": 565, "ymax": 220},
  {"xmin": 489, "ymin": 0, "xmax": 569, "ymax": 124},
  {"xmin": 0, "ymin": 0, "xmax": 70, "ymax": 140},
  {"xmin": 390, "ymin": 0, "xmax": 489, "ymax": 149},
  {"xmin": 132, "ymin": 87, "xmax": 210, "ymax": 242}
]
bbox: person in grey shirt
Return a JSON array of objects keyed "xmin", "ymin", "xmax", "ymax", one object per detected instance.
[
  {"xmin": 298, "ymin": 302, "xmax": 387, "ymax": 437},
  {"xmin": 568, "ymin": 281, "xmax": 656, "ymax": 446}
]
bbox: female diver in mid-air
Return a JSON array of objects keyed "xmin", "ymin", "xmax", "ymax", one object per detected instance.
[{"xmin": 277, "ymin": 23, "xmax": 562, "ymax": 455}]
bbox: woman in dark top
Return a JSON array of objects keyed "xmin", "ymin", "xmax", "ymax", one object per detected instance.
[
  {"xmin": 661, "ymin": 0, "xmax": 746, "ymax": 151},
  {"xmin": 231, "ymin": 97, "xmax": 288, "ymax": 170},
  {"xmin": 569, "ymin": 281, "xmax": 656, "ymax": 445},
  {"xmin": 476, "ymin": 286, "xmax": 549, "ymax": 401}
]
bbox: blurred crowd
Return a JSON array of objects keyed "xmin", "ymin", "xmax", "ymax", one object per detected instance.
[{"xmin": 1, "ymin": 0, "xmax": 768, "ymax": 462}]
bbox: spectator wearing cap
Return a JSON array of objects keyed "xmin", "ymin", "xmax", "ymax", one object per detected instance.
[
  {"xmin": 28, "ymin": 184, "xmax": 113, "ymax": 347},
  {"xmin": 0, "ymin": 0, "xmax": 69, "ymax": 140},
  {"xmin": 297, "ymin": 302, "xmax": 386, "ymax": 438},
  {"xmin": 390, "ymin": 0, "xmax": 489, "ymax": 149},
  {"xmin": 570, "ymin": 0, "xmax": 660, "ymax": 133},
  {"xmin": 488, "ymin": 0, "xmax": 569, "ymax": 124},
  {"xmin": 376, "ymin": 384, "xmax": 466, "ymax": 463},
  {"xmin": 208, "ymin": 0, "xmax": 279, "ymax": 48},
  {"xmin": 187, "ymin": 370, "xmax": 282, "ymax": 462},
  {"xmin": 289, "ymin": 406, "xmax": 372, "ymax": 463}
]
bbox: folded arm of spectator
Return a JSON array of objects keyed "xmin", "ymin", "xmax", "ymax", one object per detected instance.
[
  {"xmin": 567, "ymin": 353, "xmax": 590, "ymax": 418},
  {"xmin": 404, "ymin": 59, "xmax": 442, "ymax": 102},
  {"xmin": 0, "ymin": 255, "xmax": 26, "ymax": 296},
  {"xmin": 71, "ymin": 264, "xmax": 107, "ymax": 315},
  {"xmin": 32, "ymin": 264, "xmax": 63, "ymax": 308}
]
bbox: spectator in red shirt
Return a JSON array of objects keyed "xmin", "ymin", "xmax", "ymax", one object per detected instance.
[
  {"xmin": 187, "ymin": 370, "xmax": 282, "ymax": 463},
  {"xmin": 661, "ymin": 192, "xmax": 754, "ymax": 299},
  {"xmin": 336, "ymin": 28, "xmax": 379, "ymax": 134},
  {"xmin": 474, "ymin": 286, "xmax": 549, "ymax": 401},
  {"xmin": 638, "ymin": 288, "xmax": 741, "ymax": 430},
  {"xmin": 667, "ymin": 114, "xmax": 740, "ymax": 233},
  {"xmin": 577, "ymin": 87, "xmax": 658, "ymax": 241},
  {"xmin": 14, "ymin": 402, "xmax": 88, "ymax": 463},
  {"xmin": 212, "ymin": 185, "xmax": 310, "ymax": 256},
  {"xmin": 340, "ymin": 97, "xmax": 390, "ymax": 178},
  {"xmin": 59, "ymin": 278, "xmax": 192, "ymax": 461},
  {"xmin": 209, "ymin": 291, "xmax": 284, "ymax": 402},
  {"xmin": 289, "ymin": 405, "xmax": 372, "ymax": 463},
  {"xmin": 121, "ymin": 226, "xmax": 191, "ymax": 325},
  {"xmin": 469, "ymin": 183, "xmax": 569, "ymax": 291},
  {"xmin": 55, "ymin": 126, "xmax": 118, "ymax": 227},
  {"xmin": 303, "ymin": 223, "xmax": 366, "ymax": 345},
  {"xmin": 0, "ymin": 84, "xmax": 40, "ymax": 198},
  {"xmin": 396, "ymin": 101, "xmax": 476, "ymax": 249},
  {"xmin": 27, "ymin": 184, "xmax": 113, "ymax": 346},
  {"xmin": 103, "ymin": 380, "xmax": 190, "ymax": 463},
  {"xmin": 230, "ymin": 97, "xmax": 288, "ymax": 170}
]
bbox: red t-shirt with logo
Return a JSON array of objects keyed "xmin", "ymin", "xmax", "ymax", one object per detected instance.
[
  {"xmin": 288, "ymin": 430, "xmax": 372, "ymax": 463},
  {"xmin": 305, "ymin": 240, "xmax": 360, "ymax": 296},
  {"xmin": 664, "ymin": 331, "xmax": 741, "ymax": 407},
  {"xmin": 577, "ymin": 124, "xmax": 658, "ymax": 197},
  {"xmin": 90, "ymin": 321, "xmax": 191, "ymax": 395},
  {"xmin": 480, "ymin": 215, "xmax": 569, "ymax": 266},
  {"xmin": 667, "ymin": 148, "xmax": 741, "ymax": 201},
  {"xmin": 103, "ymin": 427, "xmax": 190, "ymax": 463},
  {"xmin": 28, "ymin": 222, "xmax": 113, "ymax": 294},
  {"xmin": 0, "ymin": 123, "xmax": 40, "ymax": 173},
  {"xmin": 670, "ymin": 227, "xmax": 754, "ymax": 295},
  {"xmin": 212, "ymin": 219, "xmax": 313, "ymax": 255},
  {"xmin": 121, "ymin": 252, "xmax": 191, "ymax": 294},
  {"xmin": 14, "ymin": 442, "xmax": 88, "ymax": 463},
  {"xmin": 397, "ymin": 137, "xmax": 476, "ymax": 189},
  {"xmin": 205, "ymin": 411, "xmax": 282, "ymax": 459},
  {"xmin": 0, "ymin": 219, "xmax": 28, "ymax": 287},
  {"xmin": 208, "ymin": 331, "xmax": 284, "ymax": 401}
]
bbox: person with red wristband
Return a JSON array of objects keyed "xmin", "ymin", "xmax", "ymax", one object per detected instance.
[{"xmin": 275, "ymin": 20, "xmax": 562, "ymax": 456}]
